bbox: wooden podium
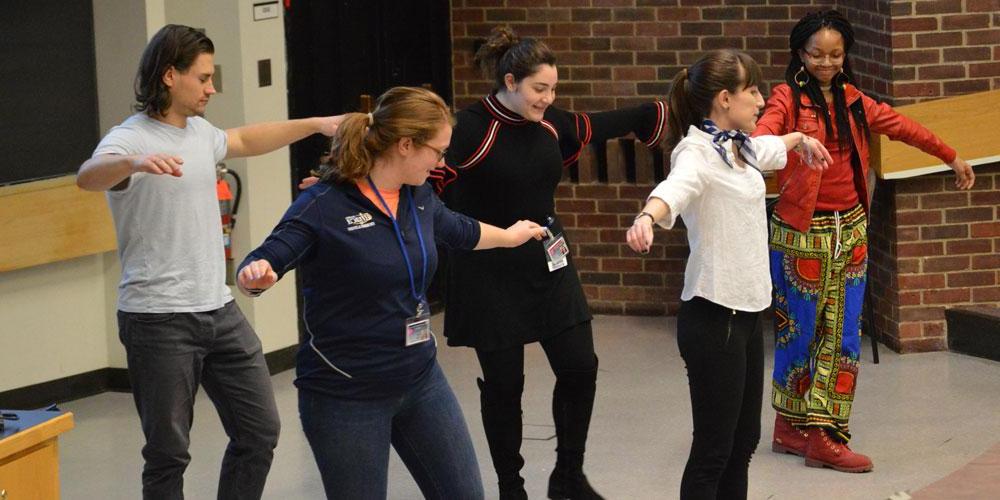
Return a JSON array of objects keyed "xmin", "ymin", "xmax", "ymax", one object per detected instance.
[{"xmin": 0, "ymin": 410, "xmax": 75, "ymax": 499}]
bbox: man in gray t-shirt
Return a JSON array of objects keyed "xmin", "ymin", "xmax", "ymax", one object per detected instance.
[{"xmin": 77, "ymin": 25, "xmax": 342, "ymax": 500}]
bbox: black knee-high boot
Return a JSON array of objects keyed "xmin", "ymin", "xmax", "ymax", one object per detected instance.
[
  {"xmin": 479, "ymin": 376, "xmax": 527, "ymax": 500},
  {"xmin": 547, "ymin": 356, "xmax": 605, "ymax": 500}
]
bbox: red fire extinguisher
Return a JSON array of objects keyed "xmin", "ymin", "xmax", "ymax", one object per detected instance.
[{"xmin": 216, "ymin": 163, "xmax": 242, "ymax": 285}]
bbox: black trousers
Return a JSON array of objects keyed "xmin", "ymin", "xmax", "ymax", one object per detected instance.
[
  {"xmin": 476, "ymin": 321, "xmax": 597, "ymax": 383},
  {"xmin": 474, "ymin": 321, "xmax": 598, "ymax": 486},
  {"xmin": 677, "ymin": 297, "xmax": 764, "ymax": 500}
]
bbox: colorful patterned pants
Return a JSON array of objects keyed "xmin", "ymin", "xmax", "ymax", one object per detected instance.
[{"xmin": 769, "ymin": 205, "xmax": 867, "ymax": 442}]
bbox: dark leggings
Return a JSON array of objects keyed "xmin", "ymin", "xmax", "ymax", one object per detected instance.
[
  {"xmin": 474, "ymin": 321, "xmax": 598, "ymax": 488},
  {"xmin": 677, "ymin": 297, "xmax": 764, "ymax": 500},
  {"xmin": 475, "ymin": 321, "xmax": 597, "ymax": 389}
]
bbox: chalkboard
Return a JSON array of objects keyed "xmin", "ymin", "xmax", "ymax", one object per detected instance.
[{"xmin": 0, "ymin": 0, "xmax": 99, "ymax": 186}]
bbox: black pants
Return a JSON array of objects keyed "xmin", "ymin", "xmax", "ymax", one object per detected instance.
[
  {"xmin": 476, "ymin": 321, "xmax": 597, "ymax": 383},
  {"xmin": 474, "ymin": 321, "xmax": 598, "ymax": 487},
  {"xmin": 677, "ymin": 297, "xmax": 764, "ymax": 500},
  {"xmin": 118, "ymin": 301, "xmax": 281, "ymax": 500}
]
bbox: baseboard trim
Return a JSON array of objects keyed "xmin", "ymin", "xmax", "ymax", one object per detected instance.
[
  {"xmin": 1, "ymin": 368, "xmax": 119, "ymax": 410},
  {"xmin": 0, "ymin": 344, "xmax": 299, "ymax": 409},
  {"xmin": 946, "ymin": 307, "xmax": 1000, "ymax": 362},
  {"xmin": 265, "ymin": 344, "xmax": 297, "ymax": 375},
  {"xmin": 107, "ymin": 368, "xmax": 131, "ymax": 392}
]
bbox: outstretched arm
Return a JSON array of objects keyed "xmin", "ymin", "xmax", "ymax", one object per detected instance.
[
  {"xmin": 236, "ymin": 193, "xmax": 321, "ymax": 296},
  {"xmin": 474, "ymin": 220, "xmax": 547, "ymax": 250},
  {"xmin": 77, "ymin": 153, "xmax": 185, "ymax": 191},
  {"xmin": 779, "ymin": 132, "xmax": 832, "ymax": 171},
  {"xmin": 625, "ymin": 147, "xmax": 709, "ymax": 254},
  {"xmin": 225, "ymin": 115, "xmax": 346, "ymax": 159},
  {"xmin": 579, "ymin": 101, "xmax": 668, "ymax": 148},
  {"xmin": 626, "ymin": 197, "xmax": 670, "ymax": 254},
  {"xmin": 865, "ymin": 95, "xmax": 973, "ymax": 189},
  {"xmin": 545, "ymin": 102, "xmax": 668, "ymax": 168}
]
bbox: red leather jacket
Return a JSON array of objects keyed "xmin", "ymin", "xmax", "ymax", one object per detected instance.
[{"xmin": 753, "ymin": 83, "xmax": 956, "ymax": 232}]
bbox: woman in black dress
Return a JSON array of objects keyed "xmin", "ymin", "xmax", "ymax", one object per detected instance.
[{"xmin": 431, "ymin": 27, "xmax": 668, "ymax": 500}]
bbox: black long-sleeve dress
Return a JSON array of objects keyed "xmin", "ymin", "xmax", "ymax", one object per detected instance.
[{"xmin": 435, "ymin": 93, "xmax": 668, "ymax": 352}]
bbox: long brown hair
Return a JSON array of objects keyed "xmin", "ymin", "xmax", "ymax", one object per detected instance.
[
  {"xmin": 474, "ymin": 26, "xmax": 556, "ymax": 91},
  {"xmin": 134, "ymin": 25, "xmax": 214, "ymax": 117},
  {"xmin": 665, "ymin": 49, "xmax": 762, "ymax": 151},
  {"xmin": 323, "ymin": 87, "xmax": 454, "ymax": 182}
]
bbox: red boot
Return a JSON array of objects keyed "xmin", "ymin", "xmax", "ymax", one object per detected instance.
[
  {"xmin": 771, "ymin": 414, "xmax": 809, "ymax": 457},
  {"xmin": 804, "ymin": 428, "xmax": 873, "ymax": 473}
]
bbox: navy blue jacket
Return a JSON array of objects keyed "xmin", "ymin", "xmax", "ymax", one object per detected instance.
[{"xmin": 240, "ymin": 180, "xmax": 480, "ymax": 399}]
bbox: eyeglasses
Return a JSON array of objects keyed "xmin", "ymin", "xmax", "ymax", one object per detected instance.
[
  {"xmin": 802, "ymin": 52, "xmax": 845, "ymax": 64},
  {"xmin": 420, "ymin": 143, "xmax": 448, "ymax": 161}
]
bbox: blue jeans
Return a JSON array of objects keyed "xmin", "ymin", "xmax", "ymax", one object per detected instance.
[{"xmin": 299, "ymin": 361, "xmax": 484, "ymax": 500}]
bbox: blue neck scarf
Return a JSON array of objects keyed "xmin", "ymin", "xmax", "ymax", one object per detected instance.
[{"xmin": 700, "ymin": 119, "xmax": 758, "ymax": 171}]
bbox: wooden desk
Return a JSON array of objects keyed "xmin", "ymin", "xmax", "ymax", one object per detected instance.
[
  {"xmin": 870, "ymin": 90, "xmax": 1000, "ymax": 179},
  {"xmin": 0, "ymin": 410, "xmax": 75, "ymax": 500}
]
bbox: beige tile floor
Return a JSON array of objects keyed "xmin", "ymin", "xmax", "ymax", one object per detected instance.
[{"xmin": 59, "ymin": 314, "xmax": 1000, "ymax": 499}]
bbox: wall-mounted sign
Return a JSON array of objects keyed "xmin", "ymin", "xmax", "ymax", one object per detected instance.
[{"xmin": 253, "ymin": 1, "xmax": 279, "ymax": 21}]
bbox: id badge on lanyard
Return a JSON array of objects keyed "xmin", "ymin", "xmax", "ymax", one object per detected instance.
[
  {"xmin": 542, "ymin": 216, "xmax": 569, "ymax": 272},
  {"xmin": 367, "ymin": 177, "xmax": 434, "ymax": 347},
  {"xmin": 405, "ymin": 299, "xmax": 432, "ymax": 346}
]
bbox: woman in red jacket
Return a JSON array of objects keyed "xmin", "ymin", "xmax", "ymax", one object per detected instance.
[{"xmin": 753, "ymin": 10, "xmax": 974, "ymax": 473}]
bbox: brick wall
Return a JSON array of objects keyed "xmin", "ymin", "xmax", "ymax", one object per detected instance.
[
  {"xmin": 452, "ymin": 1, "xmax": 1000, "ymax": 107},
  {"xmin": 451, "ymin": 0, "xmax": 846, "ymax": 111},
  {"xmin": 557, "ymin": 141, "xmax": 684, "ymax": 315},
  {"xmin": 866, "ymin": 171, "xmax": 898, "ymax": 345},
  {"xmin": 448, "ymin": 0, "xmax": 1000, "ymax": 351},
  {"xmin": 887, "ymin": 0, "xmax": 1000, "ymax": 105},
  {"xmin": 835, "ymin": 0, "xmax": 893, "ymax": 101},
  {"xmin": 868, "ymin": 165, "xmax": 1000, "ymax": 352},
  {"xmin": 851, "ymin": 0, "xmax": 1000, "ymax": 352}
]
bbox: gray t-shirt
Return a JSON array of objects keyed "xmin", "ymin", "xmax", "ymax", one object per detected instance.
[{"xmin": 94, "ymin": 113, "xmax": 231, "ymax": 313}]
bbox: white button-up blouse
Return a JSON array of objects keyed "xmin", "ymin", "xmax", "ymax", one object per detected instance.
[{"xmin": 648, "ymin": 125, "xmax": 787, "ymax": 312}]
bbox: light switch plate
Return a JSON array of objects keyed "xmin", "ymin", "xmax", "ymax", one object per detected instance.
[
  {"xmin": 213, "ymin": 64, "xmax": 223, "ymax": 93},
  {"xmin": 258, "ymin": 59, "xmax": 271, "ymax": 87}
]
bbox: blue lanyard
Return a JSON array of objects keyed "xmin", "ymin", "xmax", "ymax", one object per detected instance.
[{"xmin": 366, "ymin": 177, "xmax": 427, "ymax": 306}]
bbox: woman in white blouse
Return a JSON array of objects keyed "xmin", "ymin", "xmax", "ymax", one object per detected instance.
[{"xmin": 625, "ymin": 49, "xmax": 831, "ymax": 500}]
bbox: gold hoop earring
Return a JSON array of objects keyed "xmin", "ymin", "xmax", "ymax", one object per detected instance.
[
  {"xmin": 838, "ymin": 69, "xmax": 849, "ymax": 90},
  {"xmin": 794, "ymin": 66, "xmax": 810, "ymax": 88}
]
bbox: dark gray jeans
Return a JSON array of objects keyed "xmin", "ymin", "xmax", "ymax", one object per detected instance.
[{"xmin": 118, "ymin": 301, "xmax": 280, "ymax": 500}]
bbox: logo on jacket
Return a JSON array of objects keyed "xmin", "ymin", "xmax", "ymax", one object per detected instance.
[{"xmin": 345, "ymin": 212, "xmax": 375, "ymax": 231}]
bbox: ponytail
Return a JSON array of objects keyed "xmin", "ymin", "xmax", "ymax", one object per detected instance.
[
  {"xmin": 325, "ymin": 113, "xmax": 375, "ymax": 181},
  {"xmin": 321, "ymin": 87, "xmax": 454, "ymax": 182},
  {"xmin": 665, "ymin": 68, "xmax": 692, "ymax": 152},
  {"xmin": 664, "ymin": 50, "xmax": 763, "ymax": 154}
]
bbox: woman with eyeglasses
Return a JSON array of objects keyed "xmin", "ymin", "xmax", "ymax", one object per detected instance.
[
  {"xmin": 237, "ymin": 86, "xmax": 546, "ymax": 500},
  {"xmin": 753, "ymin": 10, "xmax": 974, "ymax": 473}
]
